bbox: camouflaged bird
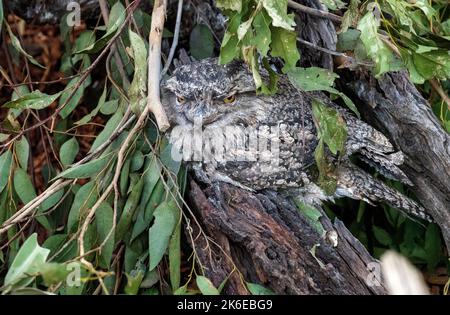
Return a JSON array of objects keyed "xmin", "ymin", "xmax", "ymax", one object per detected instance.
[{"xmin": 161, "ymin": 58, "xmax": 433, "ymax": 222}]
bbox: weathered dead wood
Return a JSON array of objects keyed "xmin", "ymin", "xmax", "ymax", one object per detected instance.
[
  {"xmin": 187, "ymin": 180, "xmax": 387, "ymax": 295},
  {"xmin": 343, "ymin": 70, "xmax": 450, "ymax": 252}
]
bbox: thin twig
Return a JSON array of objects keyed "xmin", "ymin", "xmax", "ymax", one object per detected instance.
[
  {"xmin": 430, "ymin": 79, "xmax": 450, "ymax": 111},
  {"xmin": 3, "ymin": 74, "xmax": 81, "ymax": 87},
  {"xmin": 98, "ymin": 0, "xmax": 131, "ymax": 89},
  {"xmin": 288, "ymin": 0, "xmax": 342, "ymax": 23},
  {"xmin": 147, "ymin": 0, "xmax": 170, "ymax": 131},
  {"xmin": 296, "ymin": 37, "xmax": 347, "ymax": 57},
  {"xmin": 0, "ymin": 179, "xmax": 73, "ymax": 234},
  {"xmin": 161, "ymin": 0, "xmax": 184, "ymax": 76},
  {"xmin": 0, "ymin": 0, "xmax": 141, "ymax": 150},
  {"xmin": 78, "ymin": 106, "xmax": 150, "ymax": 261}
]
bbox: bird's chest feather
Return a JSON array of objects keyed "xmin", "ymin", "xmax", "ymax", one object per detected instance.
[{"xmin": 167, "ymin": 96, "xmax": 319, "ymax": 190}]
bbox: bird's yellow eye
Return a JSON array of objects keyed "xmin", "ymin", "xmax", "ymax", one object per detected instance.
[
  {"xmin": 176, "ymin": 95, "xmax": 186, "ymax": 104},
  {"xmin": 223, "ymin": 95, "xmax": 236, "ymax": 104}
]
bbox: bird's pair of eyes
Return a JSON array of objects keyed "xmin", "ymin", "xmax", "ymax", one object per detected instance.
[{"xmin": 176, "ymin": 95, "xmax": 236, "ymax": 104}]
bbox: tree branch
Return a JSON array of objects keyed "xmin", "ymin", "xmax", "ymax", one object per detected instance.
[{"xmin": 146, "ymin": 0, "xmax": 170, "ymax": 132}]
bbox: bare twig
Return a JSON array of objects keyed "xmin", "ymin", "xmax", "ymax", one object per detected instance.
[
  {"xmin": 161, "ymin": 0, "xmax": 184, "ymax": 76},
  {"xmin": 296, "ymin": 37, "xmax": 347, "ymax": 57},
  {"xmin": 0, "ymin": 179, "xmax": 73, "ymax": 234},
  {"xmin": 77, "ymin": 106, "xmax": 150, "ymax": 261},
  {"xmin": 98, "ymin": 0, "xmax": 131, "ymax": 88},
  {"xmin": 288, "ymin": 0, "xmax": 342, "ymax": 23},
  {"xmin": 430, "ymin": 79, "xmax": 450, "ymax": 111},
  {"xmin": 0, "ymin": 0, "xmax": 141, "ymax": 151},
  {"xmin": 147, "ymin": 0, "xmax": 170, "ymax": 131}
]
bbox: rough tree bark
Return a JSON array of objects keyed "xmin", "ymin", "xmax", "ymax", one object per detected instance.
[
  {"xmin": 6, "ymin": 0, "xmax": 448, "ymax": 295},
  {"xmin": 343, "ymin": 71, "xmax": 450, "ymax": 251},
  {"xmin": 187, "ymin": 180, "xmax": 387, "ymax": 294}
]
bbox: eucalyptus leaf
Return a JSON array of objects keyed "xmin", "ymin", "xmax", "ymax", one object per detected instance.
[
  {"xmin": 75, "ymin": 2, "xmax": 126, "ymax": 54},
  {"xmin": 6, "ymin": 23, "xmax": 45, "ymax": 68},
  {"xmin": 3, "ymin": 91, "xmax": 61, "ymax": 110},
  {"xmin": 196, "ymin": 276, "xmax": 220, "ymax": 295},
  {"xmin": 128, "ymin": 29, "xmax": 148, "ymax": 113},
  {"xmin": 15, "ymin": 136, "xmax": 29, "ymax": 171},
  {"xmin": 246, "ymin": 282, "xmax": 275, "ymax": 295},
  {"xmin": 60, "ymin": 137, "xmax": 79, "ymax": 167},
  {"xmin": 95, "ymin": 202, "xmax": 115, "ymax": 268},
  {"xmin": 190, "ymin": 24, "xmax": 215, "ymax": 60},
  {"xmin": 56, "ymin": 154, "xmax": 111, "ymax": 179},
  {"xmin": 4, "ymin": 234, "xmax": 50, "ymax": 288},
  {"xmin": 148, "ymin": 200, "xmax": 179, "ymax": 270},
  {"xmin": 0, "ymin": 150, "xmax": 13, "ymax": 194},
  {"xmin": 90, "ymin": 110, "xmax": 124, "ymax": 152}
]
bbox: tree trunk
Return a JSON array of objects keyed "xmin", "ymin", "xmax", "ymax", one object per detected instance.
[
  {"xmin": 7, "ymin": 0, "xmax": 448, "ymax": 295},
  {"xmin": 343, "ymin": 70, "xmax": 450, "ymax": 251},
  {"xmin": 186, "ymin": 180, "xmax": 387, "ymax": 294}
]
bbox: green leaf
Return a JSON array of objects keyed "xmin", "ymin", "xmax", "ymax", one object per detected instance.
[
  {"xmin": 314, "ymin": 140, "xmax": 337, "ymax": 195},
  {"xmin": 14, "ymin": 168, "xmax": 52, "ymax": 230},
  {"xmin": 95, "ymin": 202, "xmax": 115, "ymax": 268},
  {"xmin": 159, "ymin": 142, "xmax": 181, "ymax": 175},
  {"xmin": 3, "ymin": 90, "xmax": 61, "ymax": 110},
  {"xmin": 357, "ymin": 5, "xmax": 401, "ymax": 76},
  {"xmin": 15, "ymin": 136, "xmax": 29, "ymax": 171},
  {"xmin": 60, "ymin": 137, "xmax": 79, "ymax": 167},
  {"xmin": 6, "ymin": 23, "xmax": 45, "ymax": 68},
  {"xmin": 337, "ymin": 29, "xmax": 361, "ymax": 51},
  {"xmin": 246, "ymin": 282, "xmax": 275, "ymax": 295},
  {"xmin": 4, "ymin": 233, "xmax": 50, "ymax": 288},
  {"xmin": 128, "ymin": 29, "xmax": 148, "ymax": 114},
  {"xmin": 320, "ymin": 0, "xmax": 346, "ymax": 11},
  {"xmin": 56, "ymin": 154, "xmax": 111, "ymax": 179},
  {"xmin": 89, "ymin": 110, "xmax": 124, "ymax": 152},
  {"xmin": 75, "ymin": 82, "xmax": 107, "ymax": 125},
  {"xmin": 288, "ymin": 67, "xmax": 360, "ymax": 117},
  {"xmin": 270, "ymin": 26, "xmax": 300, "ymax": 71},
  {"xmin": 148, "ymin": 200, "xmax": 179, "ymax": 270},
  {"xmin": 288, "ymin": 67, "xmax": 338, "ymax": 92},
  {"xmin": 67, "ymin": 181, "xmax": 98, "ymax": 232},
  {"xmin": 58, "ymin": 77, "xmax": 88, "ymax": 119},
  {"xmin": 190, "ymin": 24, "xmax": 215, "ymax": 60},
  {"xmin": 68, "ymin": 30, "xmax": 96, "ymax": 67},
  {"xmin": 75, "ymin": 2, "xmax": 126, "ymax": 54},
  {"xmin": 196, "ymin": 276, "xmax": 220, "ymax": 295},
  {"xmin": 424, "ymin": 224, "xmax": 442, "ymax": 270},
  {"xmin": 0, "ymin": 150, "xmax": 12, "ymax": 194},
  {"xmin": 219, "ymin": 12, "xmax": 243, "ymax": 64},
  {"xmin": 412, "ymin": 0, "xmax": 437, "ymax": 21},
  {"xmin": 294, "ymin": 199, "xmax": 326, "ymax": 236},
  {"xmin": 125, "ymin": 271, "xmax": 145, "ymax": 295},
  {"xmin": 312, "ymin": 99, "xmax": 347, "ymax": 155},
  {"xmin": 252, "ymin": 10, "xmax": 272, "ymax": 57},
  {"xmin": 115, "ymin": 178, "xmax": 144, "ymax": 242},
  {"xmin": 41, "ymin": 189, "xmax": 65, "ymax": 212},
  {"xmin": 169, "ymin": 215, "xmax": 181, "ymax": 291},
  {"xmin": 373, "ymin": 226, "xmax": 393, "ymax": 246},
  {"xmin": 39, "ymin": 263, "xmax": 71, "ymax": 287},
  {"xmin": 0, "ymin": 133, "xmax": 9, "ymax": 142},
  {"xmin": 13, "ymin": 167, "xmax": 36, "ymax": 206},
  {"xmin": 339, "ymin": 0, "xmax": 360, "ymax": 34},
  {"xmin": 215, "ymin": 0, "xmax": 242, "ymax": 11},
  {"xmin": 385, "ymin": 0, "xmax": 414, "ymax": 33},
  {"xmin": 100, "ymin": 99, "xmax": 119, "ymax": 115},
  {"xmin": 261, "ymin": 0, "xmax": 296, "ymax": 31},
  {"xmin": 0, "ymin": 0, "xmax": 3, "ymax": 35},
  {"xmin": 131, "ymin": 151, "xmax": 145, "ymax": 172}
]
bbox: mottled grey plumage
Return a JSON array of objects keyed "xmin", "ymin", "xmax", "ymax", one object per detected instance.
[{"xmin": 161, "ymin": 58, "xmax": 433, "ymax": 222}]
